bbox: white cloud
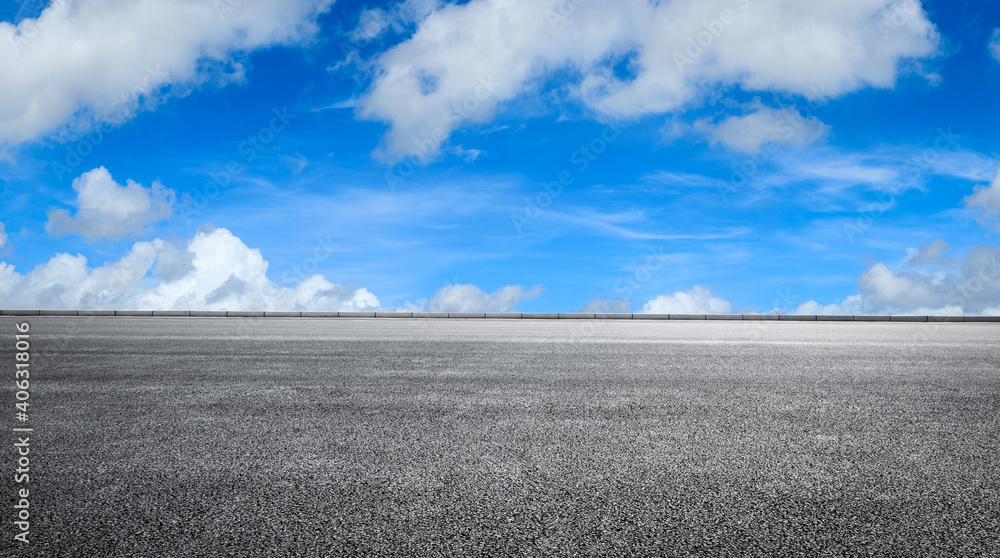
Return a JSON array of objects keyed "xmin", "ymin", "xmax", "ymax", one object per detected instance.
[
  {"xmin": 349, "ymin": 0, "xmax": 442, "ymax": 42},
  {"xmin": 927, "ymin": 150, "xmax": 999, "ymax": 183},
  {"xmin": 904, "ymin": 239, "xmax": 950, "ymax": 267},
  {"xmin": 643, "ymin": 170, "xmax": 728, "ymax": 189},
  {"xmin": 404, "ymin": 283, "xmax": 544, "ymax": 312},
  {"xmin": 450, "ymin": 145, "xmax": 484, "ymax": 163},
  {"xmin": 0, "ymin": 0, "xmax": 333, "ymax": 146},
  {"xmin": 0, "ymin": 222, "xmax": 6, "ymax": 251},
  {"xmin": 359, "ymin": 0, "xmax": 939, "ymax": 162},
  {"xmin": 793, "ymin": 245, "xmax": 1000, "ymax": 316},
  {"xmin": 856, "ymin": 262, "xmax": 941, "ymax": 310},
  {"xmin": 792, "ymin": 295, "xmax": 868, "ymax": 316},
  {"xmin": 692, "ymin": 106, "xmax": 829, "ymax": 153},
  {"xmin": 990, "ymin": 28, "xmax": 1000, "ymax": 63},
  {"xmin": 0, "ymin": 227, "xmax": 380, "ymax": 311},
  {"xmin": 641, "ymin": 285, "xmax": 732, "ymax": 314},
  {"xmin": 719, "ymin": 140, "xmax": 994, "ymax": 204},
  {"xmin": 46, "ymin": 167, "xmax": 175, "ymax": 238},
  {"xmin": 964, "ymin": 166, "xmax": 1000, "ymax": 231},
  {"xmin": 281, "ymin": 152, "xmax": 308, "ymax": 174}
]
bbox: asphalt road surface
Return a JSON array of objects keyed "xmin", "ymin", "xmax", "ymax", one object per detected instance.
[{"xmin": 2, "ymin": 317, "xmax": 999, "ymax": 557}]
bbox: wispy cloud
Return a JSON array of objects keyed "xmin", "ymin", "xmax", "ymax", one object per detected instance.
[
  {"xmin": 641, "ymin": 171, "xmax": 731, "ymax": 189},
  {"xmin": 546, "ymin": 208, "xmax": 751, "ymax": 241},
  {"xmin": 642, "ymin": 142, "xmax": 998, "ymax": 213},
  {"xmin": 310, "ymin": 97, "xmax": 362, "ymax": 111}
]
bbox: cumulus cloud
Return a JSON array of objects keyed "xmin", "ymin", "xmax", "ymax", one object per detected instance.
[
  {"xmin": 359, "ymin": 0, "xmax": 939, "ymax": 162},
  {"xmin": 152, "ymin": 242, "xmax": 195, "ymax": 283},
  {"xmin": 0, "ymin": 227, "xmax": 380, "ymax": 311},
  {"xmin": 692, "ymin": 106, "xmax": 830, "ymax": 153},
  {"xmin": 990, "ymin": 28, "xmax": 1000, "ymax": 63},
  {"xmin": 964, "ymin": 166, "xmax": 1000, "ymax": 231},
  {"xmin": 45, "ymin": 167, "xmax": 174, "ymax": 238},
  {"xmin": 641, "ymin": 285, "xmax": 732, "ymax": 314},
  {"xmin": 856, "ymin": 263, "xmax": 942, "ymax": 310},
  {"xmin": 0, "ymin": 0, "xmax": 333, "ymax": 145},
  {"xmin": 577, "ymin": 297, "xmax": 632, "ymax": 313},
  {"xmin": 404, "ymin": 283, "xmax": 544, "ymax": 312},
  {"xmin": 793, "ymin": 245, "xmax": 1000, "ymax": 316}
]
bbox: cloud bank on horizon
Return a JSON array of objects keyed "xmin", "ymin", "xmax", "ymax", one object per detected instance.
[{"xmin": 1, "ymin": 0, "xmax": 999, "ymax": 314}]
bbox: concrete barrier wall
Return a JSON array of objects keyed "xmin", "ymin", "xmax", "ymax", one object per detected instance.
[
  {"xmin": 633, "ymin": 314, "xmax": 670, "ymax": 320},
  {"xmin": 228, "ymin": 311, "xmax": 264, "ymax": 318},
  {"xmin": 2, "ymin": 310, "xmax": 998, "ymax": 322},
  {"xmin": 485, "ymin": 313, "xmax": 520, "ymax": 319},
  {"xmin": 855, "ymin": 315, "xmax": 891, "ymax": 322}
]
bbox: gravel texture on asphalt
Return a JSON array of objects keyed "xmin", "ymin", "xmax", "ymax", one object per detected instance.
[{"xmin": 2, "ymin": 317, "xmax": 999, "ymax": 557}]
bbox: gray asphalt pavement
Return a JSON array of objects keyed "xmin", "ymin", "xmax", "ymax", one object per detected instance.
[{"xmin": 2, "ymin": 317, "xmax": 999, "ymax": 556}]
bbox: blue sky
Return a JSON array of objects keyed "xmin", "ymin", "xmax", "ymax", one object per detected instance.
[{"xmin": 1, "ymin": 0, "xmax": 1000, "ymax": 314}]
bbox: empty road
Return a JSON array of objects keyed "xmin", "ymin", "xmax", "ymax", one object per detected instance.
[{"xmin": 3, "ymin": 317, "xmax": 998, "ymax": 556}]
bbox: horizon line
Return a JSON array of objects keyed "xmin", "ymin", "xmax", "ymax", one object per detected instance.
[{"xmin": 2, "ymin": 310, "xmax": 998, "ymax": 322}]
